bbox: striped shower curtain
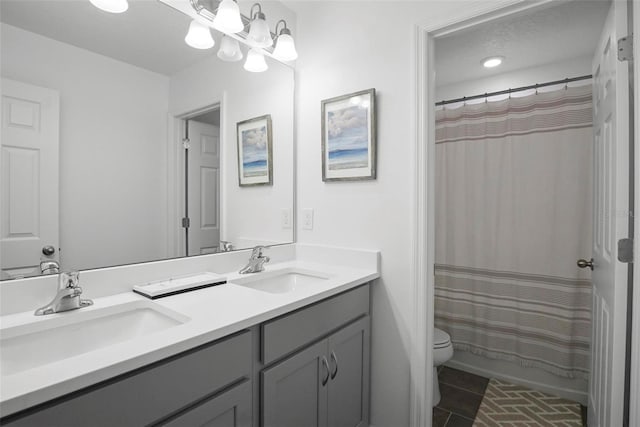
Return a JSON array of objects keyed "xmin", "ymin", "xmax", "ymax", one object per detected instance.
[{"xmin": 434, "ymin": 85, "xmax": 593, "ymax": 379}]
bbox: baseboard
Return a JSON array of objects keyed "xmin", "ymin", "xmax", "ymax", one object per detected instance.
[{"xmin": 446, "ymin": 352, "xmax": 588, "ymax": 405}]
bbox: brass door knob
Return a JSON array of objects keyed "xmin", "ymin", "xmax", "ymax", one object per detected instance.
[{"xmin": 577, "ymin": 258, "xmax": 594, "ymax": 270}]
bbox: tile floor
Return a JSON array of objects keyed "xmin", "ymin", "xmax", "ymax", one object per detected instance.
[
  {"xmin": 433, "ymin": 366, "xmax": 488, "ymax": 427},
  {"xmin": 432, "ymin": 366, "xmax": 588, "ymax": 427}
]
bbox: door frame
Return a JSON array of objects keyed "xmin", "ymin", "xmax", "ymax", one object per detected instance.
[
  {"xmin": 409, "ymin": 0, "xmax": 639, "ymax": 425},
  {"xmin": 166, "ymin": 95, "xmax": 226, "ymax": 258},
  {"xmin": 630, "ymin": 1, "xmax": 640, "ymax": 424}
]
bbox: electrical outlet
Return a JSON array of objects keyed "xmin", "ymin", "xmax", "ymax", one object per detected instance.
[
  {"xmin": 302, "ymin": 208, "xmax": 314, "ymax": 230},
  {"xmin": 281, "ymin": 208, "xmax": 292, "ymax": 229}
]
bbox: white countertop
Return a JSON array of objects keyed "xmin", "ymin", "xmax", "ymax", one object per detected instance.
[{"xmin": 0, "ymin": 258, "xmax": 379, "ymax": 417}]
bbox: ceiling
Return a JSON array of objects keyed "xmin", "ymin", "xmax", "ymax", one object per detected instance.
[
  {"xmin": 0, "ymin": 0, "xmax": 220, "ymax": 76},
  {"xmin": 435, "ymin": 0, "xmax": 611, "ymax": 87}
]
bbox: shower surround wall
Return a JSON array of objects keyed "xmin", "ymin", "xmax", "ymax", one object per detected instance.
[{"xmin": 434, "ymin": 85, "xmax": 593, "ymax": 403}]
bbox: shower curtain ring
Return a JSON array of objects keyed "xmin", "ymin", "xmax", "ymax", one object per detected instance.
[
  {"xmin": 484, "ymin": 93, "xmax": 488, "ymax": 103},
  {"xmin": 535, "ymin": 84, "xmax": 539, "ymax": 95}
]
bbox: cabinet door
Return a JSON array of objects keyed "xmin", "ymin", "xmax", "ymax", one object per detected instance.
[
  {"xmin": 327, "ymin": 316, "xmax": 370, "ymax": 427},
  {"xmin": 160, "ymin": 380, "xmax": 251, "ymax": 427},
  {"xmin": 261, "ymin": 340, "xmax": 328, "ymax": 427}
]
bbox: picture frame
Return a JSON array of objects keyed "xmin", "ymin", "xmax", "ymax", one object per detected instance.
[
  {"xmin": 236, "ymin": 114, "xmax": 273, "ymax": 186},
  {"xmin": 321, "ymin": 88, "xmax": 376, "ymax": 182}
]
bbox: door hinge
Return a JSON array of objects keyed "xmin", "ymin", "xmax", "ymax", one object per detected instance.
[
  {"xmin": 181, "ymin": 217, "xmax": 190, "ymax": 229},
  {"xmin": 618, "ymin": 238, "xmax": 633, "ymax": 263},
  {"xmin": 182, "ymin": 138, "xmax": 190, "ymax": 149},
  {"xmin": 618, "ymin": 36, "xmax": 633, "ymax": 62}
]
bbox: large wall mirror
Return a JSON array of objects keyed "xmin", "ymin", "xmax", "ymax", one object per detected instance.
[{"xmin": 0, "ymin": 0, "xmax": 295, "ymax": 280}]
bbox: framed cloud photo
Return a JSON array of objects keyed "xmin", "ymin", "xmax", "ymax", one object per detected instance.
[
  {"xmin": 236, "ymin": 114, "xmax": 273, "ymax": 186},
  {"xmin": 321, "ymin": 88, "xmax": 376, "ymax": 182}
]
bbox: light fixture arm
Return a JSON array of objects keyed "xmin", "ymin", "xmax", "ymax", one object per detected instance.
[
  {"xmin": 250, "ymin": 3, "xmax": 264, "ymax": 20},
  {"xmin": 274, "ymin": 19, "xmax": 290, "ymax": 36}
]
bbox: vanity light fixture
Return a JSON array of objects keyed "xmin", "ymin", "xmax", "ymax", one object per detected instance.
[
  {"xmin": 482, "ymin": 56, "xmax": 504, "ymax": 68},
  {"xmin": 89, "ymin": 0, "xmax": 128, "ymax": 13},
  {"xmin": 247, "ymin": 3, "xmax": 273, "ymax": 48},
  {"xmin": 185, "ymin": 19, "xmax": 215, "ymax": 49},
  {"xmin": 273, "ymin": 20, "xmax": 298, "ymax": 61},
  {"xmin": 212, "ymin": 0, "xmax": 244, "ymax": 34},
  {"xmin": 244, "ymin": 48, "xmax": 268, "ymax": 72},
  {"xmin": 218, "ymin": 35, "xmax": 244, "ymax": 62}
]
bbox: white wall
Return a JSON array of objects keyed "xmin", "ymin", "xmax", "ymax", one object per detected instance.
[
  {"xmin": 292, "ymin": 1, "xmax": 521, "ymax": 425},
  {"xmin": 169, "ymin": 54, "xmax": 295, "ymax": 250},
  {"xmin": 436, "ymin": 55, "xmax": 593, "ymax": 104},
  {"xmin": 1, "ymin": 24, "xmax": 170, "ymax": 271}
]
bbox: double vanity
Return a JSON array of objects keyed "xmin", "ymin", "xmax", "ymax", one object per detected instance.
[{"xmin": 0, "ymin": 244, "xmax": 380, "ymax": 426}]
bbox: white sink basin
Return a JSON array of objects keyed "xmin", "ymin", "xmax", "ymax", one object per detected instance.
[
  {"xmin": 0, "ymin": 301, "xmax": 189, "ymax": 376},
  {"xmin": 231, "ymin": 268, "xmax": 330, "ymax": 294}
]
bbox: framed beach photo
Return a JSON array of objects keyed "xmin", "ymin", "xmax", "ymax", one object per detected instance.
[
  {"xmin": 321, "ymin": 88, "xmax": 376, "ymax": 181},
  {"xmin": 236, "ymin": 114, "xmax": 273, "ymax": 186}
]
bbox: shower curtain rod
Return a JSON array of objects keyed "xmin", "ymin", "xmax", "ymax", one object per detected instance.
[{"xmin": 435, "ymin": 74, "xmax": 593, "ymax": 107}]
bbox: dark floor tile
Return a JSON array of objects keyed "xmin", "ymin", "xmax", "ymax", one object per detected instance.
[
  {"xmin": 436, "ymin": 383, "xmax": 484, "ymax": 419},
  {"xmin": 445, "ymin": 413, "xmax": 474, "ymax": 427},
  {"xmin": 439, "ymin": 366, "xmax": 489, "ymax": 395},
  {"xmin": 432, "ymin": 407, "xmax": 450, "ymax": 427}
]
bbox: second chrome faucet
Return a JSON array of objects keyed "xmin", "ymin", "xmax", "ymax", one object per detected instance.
[{"xmin": 239, "ymin": 246, "xmax": 270, "ymax": 274}]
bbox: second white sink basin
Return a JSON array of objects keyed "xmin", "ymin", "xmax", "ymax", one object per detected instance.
[
  {"xmin": 231, "ymin": 268, "xmax": 330, "ymax": 294},
  {"xmin": 0, "ymin": 301, "xmax": 189, "ymax": 376}
]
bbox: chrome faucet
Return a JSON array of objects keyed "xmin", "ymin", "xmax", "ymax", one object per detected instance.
[
  {"xmin": 220, "ymin": 240, "xmax": 234, "ymax": 252},
  {"xmin": 35, "ymin": 271, "xmax": 93, "ymax": 316},
  {"xmin": 40, "ymin": 260, "xmax": 60, "ymax": 275},
  {"xmin": 239, "ymin": 246, "xmax": 270, "ymax": 274}
]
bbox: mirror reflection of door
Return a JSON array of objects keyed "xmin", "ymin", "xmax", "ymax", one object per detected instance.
[
  {"xmin": 1, "ymin": 79, "xmax": 59, "ymax": 279},
  {"xmin": 184, "ymin": 108, "xmax": 221, "ymax": 256}
]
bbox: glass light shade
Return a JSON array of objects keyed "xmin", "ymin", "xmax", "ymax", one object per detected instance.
[
  {"xmin": 247, "ymin": 16, "xmax": 273, "ymax": 48},
  {"xmin": 185, "ymin": 20, "xmax": 214, "ymax": 50},
  {"xmin": 89, "ymin": 0, "xmax": 128, "ymax": 13},
  {"xmin": 213, "ymin": 0, "xmax": 244, "ymax": 34},
  {"xmin": 244, "ymin": 48, "xmax": 268, "ymax": 72},
  {"xmin": 217, "ymin": 35, "xmax": 243, "ymax": 62},
  {"xmin": 273, "ymin": 33, "xmax": 298, "ymax": 61}
]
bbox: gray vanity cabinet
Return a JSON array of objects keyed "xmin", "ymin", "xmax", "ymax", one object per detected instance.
[
  {"xmin": 2, "ymin": 331, "xmax": 253, "ymax": 427},
  {"xmin": 261, "ymin": 316, "xmax": 370, "ymax": 427}
]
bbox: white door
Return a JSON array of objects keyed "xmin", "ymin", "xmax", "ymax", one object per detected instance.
[
  {"xmin": 588, "ymin": 2, "xmax": 630, "ymax": 426},
  {"xmin": 187, "ymin": 119, "xmax": 220, "ymax": 255},
  {"xmin": 1, "ymin": 79, "xmax": 60, "ymax": 280}
]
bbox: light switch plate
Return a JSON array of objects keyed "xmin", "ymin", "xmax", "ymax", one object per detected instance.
[
  {"xmin": 302, "ymin": 208, "xmax": 314, "ymax": 230},
  {"xmin": 281, "ymin": 208, "xmax": 292, "ymax": 229}
]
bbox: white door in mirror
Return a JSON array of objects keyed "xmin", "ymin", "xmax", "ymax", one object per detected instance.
[{"xmin": 1, "ymin": 79, "xmax": 60, "ymax": 280}]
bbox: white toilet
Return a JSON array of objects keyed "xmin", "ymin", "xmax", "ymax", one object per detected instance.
[{"xmin": 433, "ymin": 328, "xmax": 454, "ymax": 406}]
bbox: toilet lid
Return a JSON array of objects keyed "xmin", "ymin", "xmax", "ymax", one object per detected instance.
[{"xmin": 434, "ymin": 328, "xmax": 451, "ymax": 349}]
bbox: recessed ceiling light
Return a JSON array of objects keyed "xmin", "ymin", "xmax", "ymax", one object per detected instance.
[{"xmin": 482, "ymin": 56, "xmax": 504, "ymax": 68}]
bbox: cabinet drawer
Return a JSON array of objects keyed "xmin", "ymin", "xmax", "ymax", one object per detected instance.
[
  {"xmin": 160, "ymin": 379, "xmax": 252, "ymax": 427},
  {"xmin": 261, "ymin": 285, "xmax": 369, "ymax": 365},
  {"xmin": 4, "ymin": 330, "xmax": 252, "ymax": 427}
]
